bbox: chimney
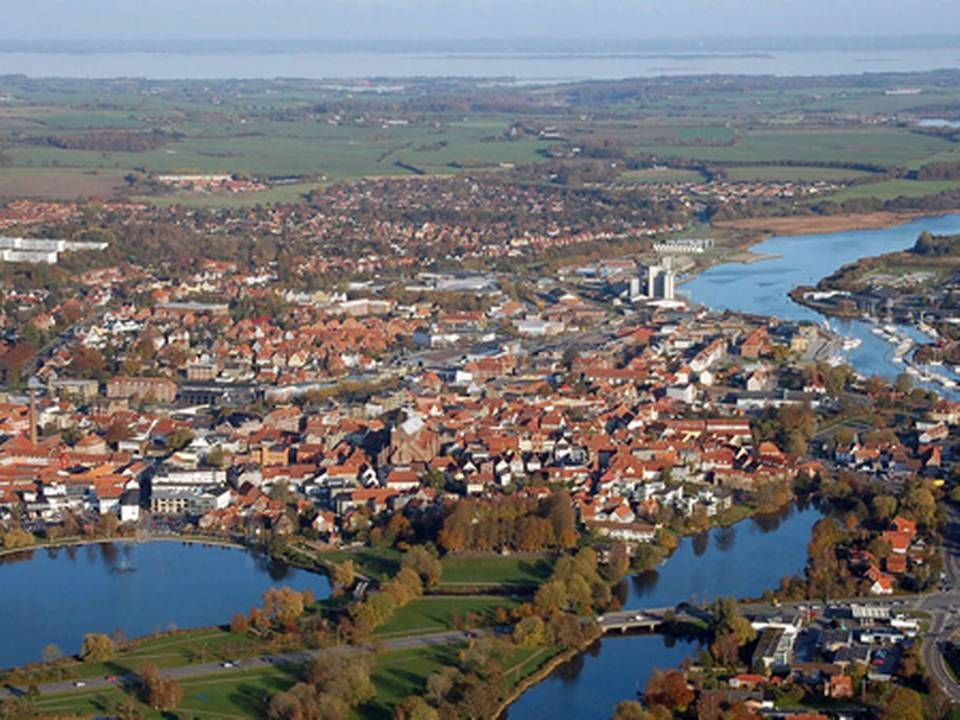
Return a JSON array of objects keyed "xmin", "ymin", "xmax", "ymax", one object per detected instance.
[{"xmin": 29, "ymin": 388, "xmax": 37, "ymax": 445}]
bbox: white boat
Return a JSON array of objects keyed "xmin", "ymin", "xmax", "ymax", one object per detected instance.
[{"xmin": 842, "ymin": 337, "xmax": 862, "ymax": 350}]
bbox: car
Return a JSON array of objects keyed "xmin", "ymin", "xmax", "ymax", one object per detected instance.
[
  {"xmin": 220, "ymin": 661, "xmax": 234, "ymax": 668},
  {"xmin": 104, "ymin": 675, "xmax": 118, "ymax": 683},
  {"xmin": 73, "ymin": 681, "xmax": 86, "ymax": 688},
  {"xmin": 597, "ymin": 615, "xmax": 605, "ymax": 622},
  {"xmin": 634, "ymin": 614, "xmax": 645, "ymax": 621}
]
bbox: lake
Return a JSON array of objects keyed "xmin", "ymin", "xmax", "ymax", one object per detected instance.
[
  {"xmin": 506, "ymin": 504, "xmax": 820, "ymax": 718},
  {"xmin": 1, "ymin": 47, "xmax": 959, "ymax": 80},
  {"xmin": 0, "ymin": 540, "xmax": 330, "ymax": 669}
]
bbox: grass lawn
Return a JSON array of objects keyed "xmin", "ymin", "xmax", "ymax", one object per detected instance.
[
  {"xmin": 30, "ymin": 639, "xmax": 562, "ymax": 720},
  {"xmin": 438, "ymin": 555, "xmax": 554, "ymax": 589},
  {"xmin": 1, "ymin": 627, "xmax": 271, "ymax": 686},
  {"xmin": 317, "ymin": 546, "xmax": 403, "ymax": 581},
  {"xmin": 376, "ymin": 596, "xmax": 520, "ymax": 638},
  {"xmin": 32, "ymin": 664, "xmax": 301, "ymax": 720}
]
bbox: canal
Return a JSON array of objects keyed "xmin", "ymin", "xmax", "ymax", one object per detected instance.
[{"xmin": 0, "ymin": 540, "xmax": 330, "ymax": 669}]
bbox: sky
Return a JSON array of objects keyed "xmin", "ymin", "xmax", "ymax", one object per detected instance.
[{"xmin": 3, "ymin": 0, "xmax": 960, "ymax": 43}]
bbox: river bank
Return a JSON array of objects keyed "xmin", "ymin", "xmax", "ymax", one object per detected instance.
[
  {"xmin": 0, "ymin": 532, "xmax": 245, "ymax": 560},
  {"xmin": 713, "ymin": 209, "xmax": 960, "ymax": 239}
]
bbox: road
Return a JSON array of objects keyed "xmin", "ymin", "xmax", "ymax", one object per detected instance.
[
  {"xmin": 0, "ymin": 629, "xmax": 476, "ymax": 700},
  {"xmin": 919, "ymin": 503, "xmax": 960, "ymax": 701}
]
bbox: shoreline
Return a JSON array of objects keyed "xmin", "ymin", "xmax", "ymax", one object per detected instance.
[
  {"xmin": 0, "ymin": 533, "xmax": 247, "ymax": 559},
  {"xmin": 712, "ymin": 209, "xmax": 960, "ymax": 239}
]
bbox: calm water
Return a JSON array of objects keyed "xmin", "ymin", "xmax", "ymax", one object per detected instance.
[
  {"xmin": 507, "ymin": 504, "xmax": 820, "ymax": 718},
  {"xmin": 683, "ymin": 213, "xmax": 960, "ymax": 392},
  {"xmin": 0, "ymin": 48, "xmax": 959, "ymax": 80},
  {"xmin": 623, "ymin": 503, "xmax": 819, "ymax": 609},
  {"xmin": 0, "ymin": 541, "xmax": 330, "ymax": 669},
  {"xmin": 505, "ymin": 635, "xmax": 699, "ymax": 720}
]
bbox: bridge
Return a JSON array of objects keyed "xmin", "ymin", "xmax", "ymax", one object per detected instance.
[{"xmin": 598, "ymin": 606, "xmax": 710, "ymax": 633}]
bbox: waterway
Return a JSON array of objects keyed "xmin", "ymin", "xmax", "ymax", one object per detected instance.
[
  {"xmin": 0, "ymin": 540, "xmax": 330, "ymax": 669},
  {"xmin": 510, "ymin": 215, "xmax": 960, "ymax": 717},
  {"xmin": 0, "ymin": 47, "xmax": 959, "ymax": 80},
  {"xmin": 506, "ymin": 504, "xmax": 820, "ymax": 719},
  {"xmin": 683, "ymin": 213, "xmax": 960, "ymax": 396}
]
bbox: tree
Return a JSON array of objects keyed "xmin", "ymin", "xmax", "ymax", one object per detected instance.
[
  {"xmin": 644, "ymin": 669, "xmax": 694, "ymax": 711},
  {"xmin": 230, "ymin": 612, "xmax": 250, "ymax": 633},
  {"xmin": 512, "ymin": 615, "xmax": 547, "ymax": 647},
  {"xmin": 262, "ymin": 587, "xmax": 306, "ymax": 628},
  {"xmin": 41, "ymin": 644, "xmax": 62, "ymax": 664},
  {"xmin": 871, "ymin": 495, "xmax": 898, "ymax": 523},
  {"xmin": 79, "ymin": 633, "xmax": 115, "ymax": 662},
  {"xmin": 401, "ymin": 545, "xmax": 443, "ymax": 589},
  {"xmin": 534, "ymin": 580, "xmax": 569, "ymax": 616},
  {"xmin": 611, "ymin": 700, "xmax": 653, "ymax": 720},
  {"xmin": 394, "ymin": 696, "xmax": 440, "ymax": 720},
  {"xmin": 332, "ymin": 560, "xmax": 356, "ymax": 594},
  {"xmin": 880, "ymin": 686, "xmax": 924, "ymax": 720},
  {"xmin": 140, "ymin": 661, "xmax": 183, "ymax": 710},
  {"xmin": 605, "ymin": 543, "xmax": 630, "ymax": 584}
]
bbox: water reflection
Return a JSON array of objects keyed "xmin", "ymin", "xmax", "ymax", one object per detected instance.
[
  {"xmin": 714, "ymin": 526, "xmax": 735, "ymax": 552},
  {"xmin": 692, "ymin": 531, "xmax": 709, "ymax": 556},
  {"xmin": 0, "ymin": 541, "xmax": 329, "ymax": 668},
  {"xmin": 506, "ymin": 635, "xmax": 701, "ymax": 720}
]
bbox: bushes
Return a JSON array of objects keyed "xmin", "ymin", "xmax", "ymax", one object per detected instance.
[{"xmin": 349, "ymin": 564, "xmax": 424, "ymax": 637}]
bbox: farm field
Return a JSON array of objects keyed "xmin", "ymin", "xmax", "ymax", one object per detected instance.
[
  {"xmin": 628, "ymin": 127, "xmax": 954, "ymax": 168},
  {"xmin": 820, "ymin": 178, "xmax": 960, "ymax": 202}
]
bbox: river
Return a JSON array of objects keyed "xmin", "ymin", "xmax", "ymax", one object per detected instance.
[
  {"xmin": 505, "ymin": 504, "xmax": 821, "ymax": 719},
  {"xmin": 683, "ymin": 213, "xmax": 960, "ymax": 397},
  {"xmin": 509, "ymin": 215, "xmax": 960, "ymax": 717},
  {"xmin": 0, "ymin": 540, "xmax": 330, "ymax": 669}
]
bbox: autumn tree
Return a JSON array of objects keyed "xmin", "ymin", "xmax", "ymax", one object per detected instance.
[
  {"xmin": 229, "ymin": 612, "xmax": 249, "ymax": 634},
  {"xmin": 79, "ymin": 633, "xmax": 115, "ymax": 662},
  {"xmin": 140, "ymin": 661, "xmax": 183, "ymax": 710},
  {"xmin": 394, "ymin": 695, "xmax": 440, "ymax": 720},
  {"xmin": 262, "ymin": 587, "xmax": 306, "ymax": 628},
  {"xmin": 644, "ymin": 669, "xmax": 694, "ymax": 712},
  {"xmin": 401, "ymin": 545, "xmax": 443, "ymax": 589},
  {"xmin": 332, "ymin": 560, "xmax": 356, "ymax": 595},
  {"xmin": 880, "ymin": 686, "xmax": 924, "ymax": 720},
  {"xmin": 611, "ymin": 700, "xmax": 654, "ymax": 720}
]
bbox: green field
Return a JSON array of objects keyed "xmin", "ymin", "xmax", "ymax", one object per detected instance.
[
  {"xmin": 376, "ymin": 596, "xmax": 520, "ymax": 638},
  {"xmin": 629, "ymin": 127, "xmax": 953, "ymax": 168},
  {"xmin": 438, "ymin": 555, "xmax": 554, "ymax": 588},
  {"xmin": 27, "ymin": 641, "xmax": 560, "ymax": 720},
  {"xmin": 620, "ymin": 167, "xmax": 706, "ymax": 184},
  {"xmin": 722, "ymin": 165, "xmax": 875, "ymax": 183},
  {"xmin": 820, "ymin": 178, "xmax": 960, "ymax": 202}
]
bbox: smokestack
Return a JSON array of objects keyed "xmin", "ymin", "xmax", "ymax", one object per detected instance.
[{"xmin": 29, "ymin": 388, "xmax": 37, "ymax": 445}]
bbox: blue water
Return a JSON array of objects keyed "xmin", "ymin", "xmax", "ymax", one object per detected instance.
[
  {"xmin": 0, "ymin": 47, "xmax": 959, "ymax": 80},
  {"xmin": 683, "ymin": 213, "xmax": 960, "ymax": 393},
  {"xmin": 624, "ymin": 503, "xmax": 819, "ymax": 609},
  {"xmin": 505, "ymin": 635, "xmax": 699, "ymax": 720},
  {"xmin": 0, "ymin": 541, "xmax": 330, "ymax": 669},
  {"xmin": 507, "ymin": 504, "xmax": 820, "ymax": 719}
]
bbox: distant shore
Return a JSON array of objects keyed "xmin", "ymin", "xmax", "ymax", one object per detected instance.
[{"xmin": 713, "ymin": 210, "xmax": 960, "ymax": 238}]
